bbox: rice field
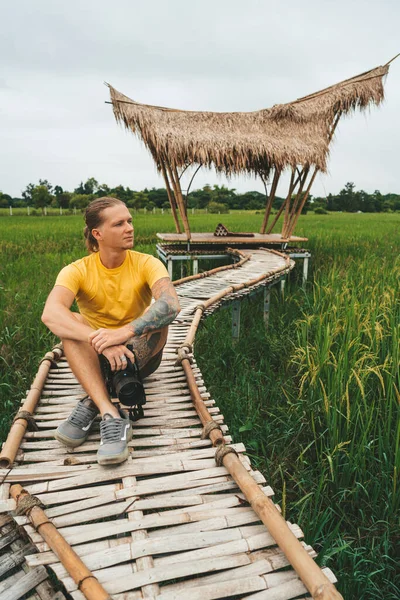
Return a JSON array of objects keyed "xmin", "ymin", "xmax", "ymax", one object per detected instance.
[{"xmin": 0, "ymin": 211, "xmax": 399, "ymax": 599}]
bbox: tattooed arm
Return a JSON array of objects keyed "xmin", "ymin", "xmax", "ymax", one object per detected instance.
[
  {"xmin": 128, "ymin": 277, "xmax": 180, "ymax": 337},
  {"xmin": 89, "ymin": 277, "xmax": 180, "ymax": 353}
]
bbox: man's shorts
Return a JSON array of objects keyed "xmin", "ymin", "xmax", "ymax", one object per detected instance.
[{"xmin": 139, "ymin": 346, "xmax": 164, "ymax": 379}]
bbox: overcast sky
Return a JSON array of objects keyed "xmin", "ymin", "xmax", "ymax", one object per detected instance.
[{"xmin": 1, "ymin": 0, "xmax": 399, "ymax": 199}]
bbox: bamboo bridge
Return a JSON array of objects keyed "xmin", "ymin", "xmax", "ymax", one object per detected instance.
[{"xmin": 0, "ymin": 248, "xmax": 342, "ymax": 600}]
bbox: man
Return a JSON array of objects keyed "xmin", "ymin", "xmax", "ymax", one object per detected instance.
[{"xmin": 41, "ymin": 197, "xmax": 180, "ymax": 465}]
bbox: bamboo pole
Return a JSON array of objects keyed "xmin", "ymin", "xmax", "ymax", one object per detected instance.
[
  {"xmin": 10, "ymin": 485, "xmax": 112, "ymax": 600},
  {"xmin": 285, "ymin": 167, "xmax": 319, "ymax": 238},
  {"xmin": 284, "ymin": 167, "xmax": 309, "ymax": 232},
  {"xmin": 285, "ymin": 111, "xmax": 343, "ymax": 238},
  {"xmin": 0, "ymin": 344, "xmax": 63, "ymax": 469},
  {"xmin": 176, "ymin": 254, "xmax": 344, "ymax": 599},
  {"xmin": 172, "ymin": 164, "xmax": 192, "ymax": 239},
  {"xmin": 267, "ymin": 169, "xmax": 298, "ymax": 236},
  {"xmin": 160, "ymin": 161, "xmax": 181, "ymax": 233},
  {"xmin": 282, "ymin": 166, "xmax": 309, "ymax": 238},
  {"xmin": 222, "ymin": 453, "xmax": 343, "ymax": 599},
  {"xmin": 165, "ymin": 161, "xmax": 191, "ymax": 240},
  {"xmin": 259, "ymin": 170, "xmax": 281, "ymax": 234},
  {"xmin": 282, "ymin": 168, "xmax": 297, "ymax": 236}
]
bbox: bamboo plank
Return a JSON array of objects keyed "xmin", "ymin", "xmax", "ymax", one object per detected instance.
[
  {"xmin": 61, "ymin": 554, "xmax": 252, "ymax": 593},
  {"xmin": 0, "ymin": 565, "xmax": 48, "ymax": 600},
  {"xmin": 157, "ymin": 544, "xmax": 314, "ymax": 594},
  {"xmin": 0, "ymin": 542, "xmax": 36, "ymax": 577}
]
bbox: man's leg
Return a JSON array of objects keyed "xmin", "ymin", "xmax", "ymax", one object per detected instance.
[
  {"xmin": 62, "ymin": 314, "xmax": 119, "ymax": 417},
  {"xmin": 57, "ymin": 318, "xmax": 167, "ymax": 462},
  {"xmin": 129, "ymin": 327, "xmax": 168, "ymax": 378}
]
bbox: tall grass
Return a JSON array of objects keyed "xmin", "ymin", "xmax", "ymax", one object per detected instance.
[
  {"xmin": 0, "ymin": 212, "xmax": 399, "ymax": 597},
  {"xmin": 196, "ymin": 214, "xmax": 400, "ymax": 599}
]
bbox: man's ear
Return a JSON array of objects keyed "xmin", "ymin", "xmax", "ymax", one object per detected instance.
[{"xmin": 91, "ymin": 228, "xmax": 102, "ymax": 241}]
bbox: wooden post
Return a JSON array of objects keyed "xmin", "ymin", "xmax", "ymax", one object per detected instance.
[
  {"xmin": 267, "ymin": 170, "xmax": 298, "ymax": 236},
  {"xmin": 302, "ymin": 256, "xmax": 309, "ymax": 286},
  {"xmin": 165, "ymin": 161, "xmax": 191, "ymax": 240},
  {"xmin": 286, "ymin": 167, "xmax": 319, "ymax": 237},
  {"xmin": 259, "ymin": 170, "xmax": 281, "ymax": 234},
  {"xmin": 263, "ymin": 287, "xmax": 271, "ymax": 328},
  {"xmin": 172, "ymin": 165, "xmax": 192, "ymax": 239},
  {"xmin": 167, "ymin": 259, "xmax": 173, "ymax": 279},
  {"xmin": 282, "ymin": 168, "xmax": 297, "ymax": 237},
  {"xmin": 160, "ymin": 161, "xmax": 181, "ymax": 234},
  {"xmin": 285, "ymin": 111, "xmax": 343, "ymax": 238},
  {"xmin": 231, "ymin": 300, "xmax": 241, "ymax": 339},
  {"xmin": 283, "ymin": 166, "xmax": 309, "ymax": 238}
]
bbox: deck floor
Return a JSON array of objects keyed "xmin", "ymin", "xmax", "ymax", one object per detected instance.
[{"xmin": 156, "ymin": 232, "xmax": 308, "ymax": 245}]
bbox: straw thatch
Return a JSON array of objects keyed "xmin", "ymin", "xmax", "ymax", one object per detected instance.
[{"xmin": 107, "ymin": 63, "xmax": 389, "ymax": 177}]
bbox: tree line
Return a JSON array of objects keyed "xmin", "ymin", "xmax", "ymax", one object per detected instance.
[{"xmin": 0, "ymin": 178, "xmax": 399, "ymax": 213}]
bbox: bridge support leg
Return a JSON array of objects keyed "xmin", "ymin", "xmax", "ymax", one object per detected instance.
[
  {"xmin": 232, "ymin": 300, "xmax": 241, "ymax": 340},
  {"xmin": 167, "ymin": 259, "xmax": 173, "ymax": 279},
  {"xmin": 302, "ymin": 257, "xmax": 309, "ymax": 287},
  {"xmin": 263, "ymin": 288, "xmax": 271, "ymax": 328},
  {"xmin": 193, "ymin": 258, "xmax": 198, "ymax": 275},
  {"xmin": 280, "ymin": 278, "xmax": 286, "ymax": 297}
]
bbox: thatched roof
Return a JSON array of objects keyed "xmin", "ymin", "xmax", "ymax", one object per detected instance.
[{"xmin": 107, "ymin": 63, "xmax": 389, "ymax": 176}]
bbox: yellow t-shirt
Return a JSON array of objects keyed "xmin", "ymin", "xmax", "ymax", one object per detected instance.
[{"xmin": 55, "ymin": 251, "xmax": 169, "ymax": 330}]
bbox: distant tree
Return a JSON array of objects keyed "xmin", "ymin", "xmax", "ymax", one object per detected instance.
[
  {"xmin": 207, "ymin": 201, "xmax": 229, "ymax": 214},
  {"xmin": 0, "ymin": 192, "xmax": 12, "ymax": 208},
  {"xmin": 189, "ymin": 185, "xmax": 214, "ymax": 209},
  {"xmin": 12, "ymin": 197, "xmax": 26, "ymax": 207},
  {"xmin": 39, "ymin": 179, "xmax": 53, "ymax": 192},
  {"xmin": 32, "ymin": 185, "xmax": 53, "ymax": 214},
  {"xmin": 148, "ymin": 187, "xmax": 168, "ymax": 208},
  {"xmin": 22, "ymin": 183, "xmax": 36, "ymax": 204},
  {"xmin": 53, "ymin": 185, "xmax": 64, "ymax": 198},
  {"xmin": 109, "ymin": 185, "xmax": 134, "ymax": 203},
  {"xmin": 69, "ymin": 194, "xmax": 94, "ymax": 209},
  {"xmin": 338, "ymin": 182, "xmax": 358, "ymax": 212},
  {"xmin": 57, "ymin": 192, "xmax": 72, "ymax": 209},
  {"xmin": 74, "ymin": 178, "xmax": 99, "ymax": 196},
  {"xmin": 236, "ymin": 191, "xmax": 265, "ymax": 210},
  {"xmin": 127, "ymin": 191, "xmax": 148, "ymax": 209},
  {"xmin": 96, "ymin": 183, "xmax": 111, "ymax": 197}
]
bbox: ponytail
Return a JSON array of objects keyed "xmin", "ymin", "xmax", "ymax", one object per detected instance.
[{"xmin": 83, "ymin": 197, "xmax": 125, "ymax": 253}]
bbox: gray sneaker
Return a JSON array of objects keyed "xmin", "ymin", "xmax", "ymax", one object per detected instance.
[
  {"xmin": 55, "ymin": 397, "xmax": 99, "ymax": 448},
  {"xmin": 97, "ymin": 410, "xmax": 133, "ymax": 466}
]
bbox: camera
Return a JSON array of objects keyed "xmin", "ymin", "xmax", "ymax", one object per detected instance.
[{"xmin": 100, "ymin": 346, "xmax": 146, "ymax": 421}]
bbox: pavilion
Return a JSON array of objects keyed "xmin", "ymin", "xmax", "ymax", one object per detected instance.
[{"xmin": 107, "ymin": 57, "xmax": 396, "ymax": 245}]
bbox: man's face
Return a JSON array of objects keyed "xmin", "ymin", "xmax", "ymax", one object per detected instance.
[{"xmin": 94, "ymin": 204, "xmax": 134, "ymax": 251}]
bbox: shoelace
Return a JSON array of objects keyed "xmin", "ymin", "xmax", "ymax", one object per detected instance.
[
  {"xmin": 68, "ymin": 402, "xmax": 97, "ymax": 428},
  {"xmin": 100, "ymin": 418, "xmax": 127, "ymax": 443}
]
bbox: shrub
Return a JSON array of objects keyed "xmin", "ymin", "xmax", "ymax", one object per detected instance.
[
  {"xmin": 207, "ymin": 202, "xmax": 229, "ymax": 214},
  {"xmin": 314, "ymin": 207, "xmax": 328, "ymax": 215}
]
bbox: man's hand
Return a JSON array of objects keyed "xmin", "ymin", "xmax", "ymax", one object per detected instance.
[
  {"xmin": 89, "ymin": 326, "xmax": 133, "ymax": 354},
  {"xmin": 102, "ymin": 345, "xmax": 135, "ymax": 372}
]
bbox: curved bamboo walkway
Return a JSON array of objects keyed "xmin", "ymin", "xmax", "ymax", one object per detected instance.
[{"xmin": 0, "ymin": 249, "xmax": 339, "ymax": 600}]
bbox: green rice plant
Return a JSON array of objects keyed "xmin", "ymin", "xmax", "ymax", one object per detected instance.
[{"xmin": 0, "ymin": 211, "xmax": 399, "ymax": 598}]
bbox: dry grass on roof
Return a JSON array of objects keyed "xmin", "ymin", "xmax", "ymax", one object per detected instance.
[{"xmin": 107, "ymin": 63, "xmax": 389, "ymax": 175}]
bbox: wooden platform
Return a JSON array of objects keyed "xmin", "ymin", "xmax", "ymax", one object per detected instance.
[
  {"xmin": 0, "ymin": 249, "xmax": 337, "ymax": 599},
  {"xmin": 156, "ymin": 233, "xmax": 308, "ymax": 245}
]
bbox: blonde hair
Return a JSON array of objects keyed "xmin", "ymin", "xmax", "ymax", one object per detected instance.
[{"xmin": 84, "ymin": 197, "xmax": 125, "ymax": 252}]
